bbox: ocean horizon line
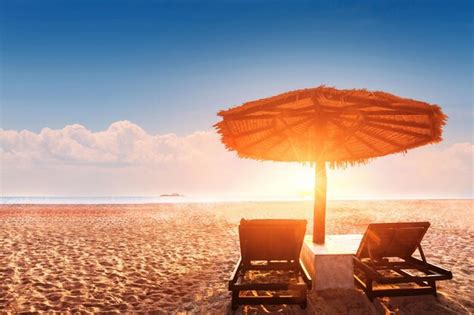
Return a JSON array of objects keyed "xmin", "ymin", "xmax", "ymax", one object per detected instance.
[{"xmin": 1, "ymin": 196, "xmax": 472, "ymax": 205}]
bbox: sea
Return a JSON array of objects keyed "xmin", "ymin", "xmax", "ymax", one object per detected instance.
[{"xmin": 0, "ymin": 196, "xmax": 310, "ymax": 204}]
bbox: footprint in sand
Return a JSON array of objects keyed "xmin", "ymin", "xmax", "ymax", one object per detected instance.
[
  {"xmin": 33, "ymin": 282, "xmax": 55, "ymax": 290},
  {"xmin": 46, "ymin": 293, "xmax": 63, "ymax": 303}
]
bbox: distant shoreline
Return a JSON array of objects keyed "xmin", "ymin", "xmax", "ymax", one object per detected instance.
[
  {"xmin": 0, "ymin": 197, "xmax": 472, "ymax": 205},
  {"xmin": 159, "ymin": 193, "xmax": 184, "ymax": 197}
]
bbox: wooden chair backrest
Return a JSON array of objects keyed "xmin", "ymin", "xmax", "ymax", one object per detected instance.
[
  {"xmin": 239, "ymin": 219, "xmax": 307, "ymax": 266},
  {"xmin": 356, "ymin": 222, "xmax": 430, "ymax": 260}
]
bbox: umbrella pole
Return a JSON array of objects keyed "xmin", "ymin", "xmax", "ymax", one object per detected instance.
[{"xmin": 313, "ymin": 160, "xmax": 327, "ymax": 244}]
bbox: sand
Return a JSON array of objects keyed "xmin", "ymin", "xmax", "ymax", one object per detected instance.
[{"xmin": 0, "ymin": 200, "xmax": 472, "ymax": 314}]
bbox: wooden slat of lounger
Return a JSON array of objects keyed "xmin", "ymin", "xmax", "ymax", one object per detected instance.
[
  {"xmin": 391, "ymin": 228, "xmax": 427, "ymax": 256},
  {"xmin": 405, "ymin": 257, "xmax": 453, "ymax": 279},
  {"xmin": 235, "ymin": 296, "xmax": 305, "ymax": 306},
  {"xmin": 375, "ymin": 227, "xmax": 425, "ymax": 258},
  {"xmin": 378, "ymin": 270, "xmax": 446, "ymax": 284},
  {"xmin": 356, "ymin": 222, "xmax": 430, "ymax": 259},
  {"xmin": 239, "ymin": 219, "xmax": 306, "ymax": 264},
  {"xmin": 366, "ymin": 227, "xmax": 425, "ymax": 259},
  {"xmin": 234, "ymin": 275, "xmax": 308, "ymax": 290},
  {"xmin": 370, "ymin": 286, "xmax": 435, "ymax": 298},
  {"xmin": 354, "ymin": 259, "xmax": 451, "ymax": 284},
  {"xmin": 245, "ymin": 261, "xmax": 298, "ymax": 270},
  {"xmin": 359, "ymin": 260, "xmax": 417, "ymax": 270}
]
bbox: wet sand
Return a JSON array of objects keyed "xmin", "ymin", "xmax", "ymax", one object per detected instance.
[{"xmin": 0, "ymin": 200, "xmax": 472, "ymax": 314}]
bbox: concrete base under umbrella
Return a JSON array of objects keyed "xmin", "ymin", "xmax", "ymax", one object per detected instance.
[{"xmin": 301, "ymin": 234, "xmax": 363, "ymax": 290}]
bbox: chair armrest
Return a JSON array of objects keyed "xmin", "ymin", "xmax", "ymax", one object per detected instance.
[
  {"xmin": 299, "ymin": 259, "xmax": 312, "ymax": 289},
  {"xmin": 228, "ymin": 257, "xmax": 242, "ymax": 290},
  {"xmin": 405, "ymin": 256, "xmax": 453, "ymax": 279}
]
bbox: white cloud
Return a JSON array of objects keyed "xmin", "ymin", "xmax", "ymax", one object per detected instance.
[
  {"xmin": 0, "ymin": 121, "xmax": 221, "ymax": 166},
  {"xmin": 0, "ymin": 121, "xmax": 472, "ymax": 199}
]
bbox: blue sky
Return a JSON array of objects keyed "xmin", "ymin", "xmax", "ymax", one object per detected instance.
[
  {"xmin": 1, "ymin": 0, "xmax": 472, "ymax": 141},
  {"xmin": 0, "ymin": 1, "xmax": 472, "ymax": 198}
]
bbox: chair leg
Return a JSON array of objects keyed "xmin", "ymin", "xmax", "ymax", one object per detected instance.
[
  {"xmin": 299, "ymin": 288, "xmax": 307, "ymax": 309},
  {"xmin": 231, "ymin": 290, "xmax": 239, "ymax": 310},
  {"xmin": 366, "ymin": 278, "xmax": 374, "ymax": 301},
  {"xmin": 429, "ymin": 280, "xmax": 437, "ymax": 297},
  {"xmin": 300, "ymin": 300, "xmax": 307, "ymax": 309}
]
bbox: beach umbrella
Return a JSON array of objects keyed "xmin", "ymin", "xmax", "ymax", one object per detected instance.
[{"xmin": 215, "ymin": 86, "xmax": 446, "ymax": 244}]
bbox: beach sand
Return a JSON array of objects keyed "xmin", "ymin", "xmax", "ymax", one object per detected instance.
[{"xmin": 0, "ymin": 200, "xmax": 472, "ymax": 314}]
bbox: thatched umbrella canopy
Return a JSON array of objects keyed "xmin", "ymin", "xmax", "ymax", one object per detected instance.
[{"xmin": 215, "ymin": 86, "xmax": 447, "ymax": 244}]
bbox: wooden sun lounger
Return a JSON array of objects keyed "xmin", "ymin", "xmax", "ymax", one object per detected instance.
[
  {"xmin": 353, "ymin": 222, "xmax": 452, "ymax": 300},
  {"xmin": 228, "ymin": 219, "xmax": 312, "ymax": 310}
]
